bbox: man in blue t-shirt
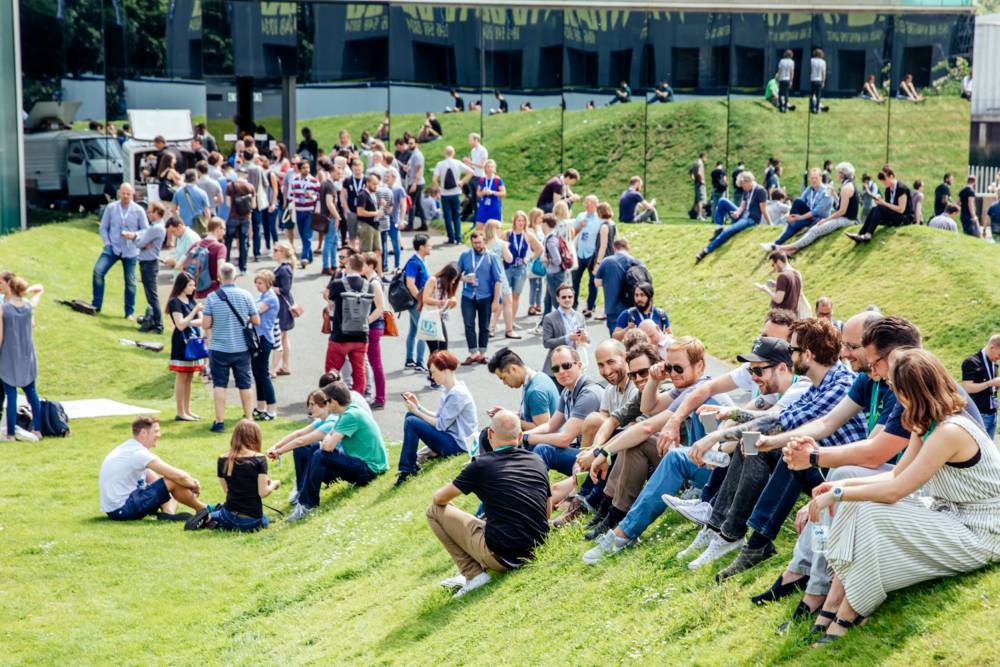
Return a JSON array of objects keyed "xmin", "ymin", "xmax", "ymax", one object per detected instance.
[
  {"xmin": 483, "ymin": 347, "xmax": 561, "ymax": 439},
  {"xmin": 619, "ymin": 176, "xmax": 658, "ymax": 224},
  {"xmin": 457, "ymin": 231, "xmax": 503, "ymax": 364},
  {"xmin": 595, "ymin": 237, "xmax": 637, "ymax": 336},
  {"xmin": 403, "ymin": 233, "xmax": 432, "ymax": 371}
]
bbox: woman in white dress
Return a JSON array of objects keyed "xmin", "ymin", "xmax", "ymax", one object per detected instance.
[{"xmin": 806, "ymin": 348, "xmax": 1000, "ymax": 646}]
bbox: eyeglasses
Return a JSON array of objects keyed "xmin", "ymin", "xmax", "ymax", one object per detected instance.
[
  {"xmin": 551, "ymin": 362, "xmax": 576, "ymax": 374},
  {"xmin": 558, "ymin": 293, "xmax": 575, "ymax": 300},
  {"xmin": 841, "ymin": 341, "xmax": 863, "ymax": 351},
  {"xmin": 748, "ymin": 364, "xmax": 778, "ymax": 377},
  {"xmin": 870, "ymin": 354, "xmax": 886, "ymax": 367},
  {"xmin": 628, "ymin": 367, "xmax": 650, "ymax": 380},
  {"xmin": 788, "ymin": 346, "xmax": 804, "ymax": 354},
  {"xmin": 664, "ymin": 364, "xmax": 687, "ymax": 375}
]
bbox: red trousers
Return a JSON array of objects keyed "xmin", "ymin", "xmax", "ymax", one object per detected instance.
[{"xmin": 325, "ymin": 340, "xmax": 368, "ymax": 395}]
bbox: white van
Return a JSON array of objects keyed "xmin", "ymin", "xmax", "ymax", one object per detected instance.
[{"xmin": 122, "ymin": 109, "xmax": 198, "ymax": 205}]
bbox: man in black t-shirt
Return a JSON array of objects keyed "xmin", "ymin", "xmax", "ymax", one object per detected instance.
[
  {"xmin": 427, "ymin": 409, "xmax": 551, "ymax": 598},
  {"xmin": 961, "ymin": 335, "xmax": 1000, "ymax": 440},
  {"xmin": 957, "ymin": 174, "xmax": 980, "ymax": 237},
  {"xmin": 710, "ymin": 160, "xmax": 728, "ymax": 212},
  {"xmin": 933, "ymin": 173, "xmax": 953, "ymax": 217}
]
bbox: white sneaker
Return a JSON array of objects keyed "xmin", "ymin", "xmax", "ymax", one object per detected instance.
[
  {"xmin": 679, "ymin": 486, "xmax": 702, "ymax": 501},
  {"xmin": 14, "ymin": 426, "xmax": 39, "ymax": 442},
  {"xmin": 287, "ymin": 489, "xmax": 299, "ymax": 506},
  {"xmin": 453, "ymin": 571, "xmax": 491, "ymax": 598},
  {"xmin": 440, "ymin": 574, "xmax": 467, "ymax": 591},
  {"xmin": 688, "ymin": 534, "xmax": 744, "ymax": 570},
  {"xmin": 582, "ymin": 529, "xmax": 635, "ymax": 565},
  {"xmin": 676, "ymin": 526, "xmax": 715, "ymax": 560},
  {"xmin": 760, "ymin": 242, "xmax": 774, "ymax": 252},
  {"xmin": 285, "ymin": 503, "xmax": 315, "ymax": 523},
  {"xmin": 663, "ymin": 495, "xmax": 713, "ymax": 526}
]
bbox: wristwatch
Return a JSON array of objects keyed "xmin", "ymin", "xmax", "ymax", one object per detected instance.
[
  {"xmin": 809, "ymin": 450, "xmax": 821, "ymax": 468},
  {"xmin": 833, "ymin": 486, "xmax": 844, "ymax": 502},
  {"xmin": 593, "ymin": 447, "xmax": 607, "ymax": 460}
]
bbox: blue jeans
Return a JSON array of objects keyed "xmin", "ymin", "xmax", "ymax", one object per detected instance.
[
  {"xmin": 705, "ymin": 215, "xmax": 757, "ymax": 255},
  {"xmin": 322, "ymin": 220, "xmax": 339, "ymax": 271},
  {"xmin": 398, "ymin": 413, "xmax": 467, "ymax": 473},
  {"xmin": 506, "ymin": 264, "xmax": 527, "ymax": 295},
  {"xmin": 91, "ymin": 247, "xmax": 137, "ymax": 316},
  {"xmin": 441, "ymin": 194, "xmax": 462, "ymax": 243},
  {"xmin": 263, "ymin": 207, "xmax": 280, "ymax": 249},
  {"xmin": 381, "ymin": 219, "xmax": 401, "ymax": 270},
  {"xmin": 251, "ymin": 209, "xmax": 264, "ymax": 257},
  {"xmin": 712, "ymin": 198, "xmax": 738, "ymax": 226},
  {"xmin": 772, "ymin": 198, "xmax": 812, "ymax": 245},
  {"xmin": 544, "ymin": 271, "xmax": 567, "ymax": 315},
  {"xmin": 983, "ymin": 412, "xmax": 997, "ymax": 441},
  {"xmin": 461, "ymin": 295, "xmax": 492, "ymax": 353},
  {"xmin": 296, "ymin": 211, "xmax": 314, "ymax": 263},
  {"xmin": 529, "ymin": 277, "xmax": 543, "ymax": 308},
  {"xmin": 747, "ymin": 457, "xmax": 825, "ymax": 542},
  {"xmin": 532, "ymin": 444, "xmax": 580, "ymax": 476},
  {"xmin": 300, "ymin": 447, "xmax": 377, "ymax": 507},
  {"xmin": 210, "ymin": 505, "xmax": 269, "ymax": 532},
  {"xmin": 3, "ymin": 381, "xmax": 41, "ymax": 436},
  {"xmin": 618, "ymin": 447, "xmax": 711, "ymax": 540},
  {"xmin": 406, "ymin": 305, "xmax": 426, "ymax": 365},
  {"xmin": 225, "ymin": 218, "xmax": 251, "ymax": 271},
  {"xmin": 106, "ymin": 478, "xmax": 170, "ymax": 520},
  {"xmin": 293, "ymin": 443, "xmax": 320, "ymax": 493}
]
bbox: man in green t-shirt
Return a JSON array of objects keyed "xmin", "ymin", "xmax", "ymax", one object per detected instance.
[{"xmin": 287, "ymin": 382, "xmax": 389, "ymax": 521}]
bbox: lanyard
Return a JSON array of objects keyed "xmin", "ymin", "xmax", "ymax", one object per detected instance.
[
  {"xmin": 352, "ymin": 177, "xmax": 363, "ymax": 195},
  {"xmin": 493, "ymin": 445, "xmax": 515, "ymax": 453},
  {"xmin": 983, "ymin": 349, "xmax": 995, "ymax": 382},
  {"xmin": 511, "ymin": 233, "xmax": 526, "ymax": 257},
  {"xmin": 867, "ymin": 379, "xmax": 882, "ymax": 434}
]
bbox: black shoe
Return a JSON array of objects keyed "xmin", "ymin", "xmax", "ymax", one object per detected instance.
[
  {"xmin": 157, "ymin": 511, "xmax": 193, "ymax": 522},
  {"xmin": 184, "ymin": 507, "xmax": 212, "ymax": 531},
  {"xmin": 210, "ymin": 421, "xmax": 225, "ymax": 433},
  {"xmin": 752, "ymin": 573, "xmax": 810, "ymax": 605},
  {"xmin": 412, "ymin": 363, "xmax": 428, "ymax": 373},
  {"xmin": 695, "ymin": 250, "xmax": 706, "ymax": 264},
  {"xmin": 777, "ymin": 599, "xmax": 820, "ymax": 634},
  {"xmin": 584, "ymin": 514, "xmax": 613, "ymax": 541},
  {"xmin": 716, "ymin": 541, "xmax": 778, "ymax": 581},
  {"xmin": 711, "ymin": 226, "xmax": 724, "ymax": 240},
  {"xmin": 583, "ymin": 508, "xmax": 608, "ymax": 530},
  {"xmin": 394, "ymin": 471, "xmax": 418, "ymax": 487}
]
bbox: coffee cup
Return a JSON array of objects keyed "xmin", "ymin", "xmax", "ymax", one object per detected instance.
[
  {"xmin": 699, "ymin": 412, "xmax": 720, "ymax": 433},
  {"xmin": 743, "ymin": 431, "xmax": 761, "ymax": 456}
]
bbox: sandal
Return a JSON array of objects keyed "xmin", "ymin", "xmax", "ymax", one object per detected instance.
[
  {"xmin": 809, "ymin": 609, "xmax": 837, "ymax": 634},
  {"xmin": 752, "ymin": 574, "xmax": 810, "ymax": 605},
  {"xmin": 776, "ymin": 599, "xmax": 819, "ymax": 634},
  {"xmin": 814, "ymin": 615, "xmax": 865, "ymax": 647}
]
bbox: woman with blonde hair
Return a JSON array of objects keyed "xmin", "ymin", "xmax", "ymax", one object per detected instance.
[
  {"xmin": 186, "ymin": 419, "xmax": 280, "ymax": 532},
  {"xmin": 0, "ymin": 273, "xmax": 44, "ymax": 440},
  {"xmin": 502, "ymin": 210, "xmax": 542, "ymax": 322},
  {"xmin": 483, "ymin": 220, "xmax": 520, "ymax": 339},
  {"xmin": 526, "ymin": 207, "xmax": 546, "ymax": 316},
  {"xmin": 805, "ymin": 348, "xmax": 1000, "ymax": 645},
  {"xmin": 252, "ymin": 269, "xmax": 279, "ymax": 420},
  {"xmin": 271, "ymin": 241, "xmax": 298, "ymax": 376}
]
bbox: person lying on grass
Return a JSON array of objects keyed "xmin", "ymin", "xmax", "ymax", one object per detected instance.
[
  {"xmin": 186, "ymin": 419, "xmax": 280, "ymax": 532},
  {"xmin": 428, "ymin": 409, "xmax": 552, "ymax": 599},
  {"xmin": 99, "ymin": 416, "xmax": 207, "ymax": 522},
  {"xmin": 284, "ymin": 381, "xmax": 389, "ymax": 522},
  {"xmin": 266, "ymin": 389, "xmax": 341, "ymax": 506}
]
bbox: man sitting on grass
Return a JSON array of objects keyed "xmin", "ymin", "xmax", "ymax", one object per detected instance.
[
  {"xmin": 427, "ymin": 409, "xmax": 551, "ymax": 599},
  {"xmin": 99, "ymin": 416, "xmax": 207, "ymax": 521}
]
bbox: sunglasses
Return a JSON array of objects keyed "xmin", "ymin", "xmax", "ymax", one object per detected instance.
[
  {"xmin": 551, "ymin": 362, "xmax": 576, "ymax": 374},
  {"xmin": 628, "ymin": 367, "xmax": 650, "ymax": 380},
  {"xmin": 663, "ymin": 364, "xmax": 687, "ymax": 375},
  {"xmin": 748, "ymin": 364, "xmax": 777, "ymax": 377},
  {"xmin": 788, "ymin": 346, "xmax": 804, "ymax": 354}
]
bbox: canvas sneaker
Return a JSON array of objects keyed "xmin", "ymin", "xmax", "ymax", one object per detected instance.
[
  {"xmin": 688, "ymin": 534, "xmax": 745, "ymax": 571},
  {"xmin": 286, "ymin": 504, "xmax": 315, "ymax": 523},
  {"xmin": 582, "ymin": 530, "xmax": 635, "ymax": 565},
  {"xmin": 663, "ymin": 495, "xmax": 713, "ymax": 526},
  {"xmin": 676, "ymin": 526, "xmax": 715, "ymax": 560},
  {"xmin": 453, "ymin": 572, "xmax": 491, "ymax": 598},
  {"xmin": 14, "ymin": 426, "xmax": 39, "ymax": 442},
  {"xmin": 287, "ymin": 489, "xmax": 299, "ymax": 506},
  {"xmin": 440, "ymin": 574, "xmax": 467, "ymax": 591},
  {"xmin": 679, "ymin": 486, "xmax": 702, "ymax": 501}
]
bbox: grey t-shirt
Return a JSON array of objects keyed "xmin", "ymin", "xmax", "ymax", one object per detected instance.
[
  {"xmin": 810, "ymin": 57, "xmax": 826, "ymax": 83},
  {"xmin": 600, "ymin": 381, "xmax": 639, "ymax": 415},
  {"xmin": 777, "ymin": 58, "xmax": 795, "ymax": 82},
  {"xmin": 408, "ymin": 149, "xmax": 426, "ymax": 187},
  {"xmin": 558, "ymin": 379, "xmax": 603, "ymax": 421},
  {"xmin": 198, "ymin": 177, "xmax": 222, "ymax": 213}
]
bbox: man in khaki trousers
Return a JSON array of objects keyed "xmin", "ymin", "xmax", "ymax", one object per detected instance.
[{"xmin": 427, "ymin": 410, "xmax": 552, "ymax": 599}]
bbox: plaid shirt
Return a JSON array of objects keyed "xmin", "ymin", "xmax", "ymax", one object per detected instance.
[{"xmin": 779, "ymin": 362, "xmax": 868, "ymax": 447}]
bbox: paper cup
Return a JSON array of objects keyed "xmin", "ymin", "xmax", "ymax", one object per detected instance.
[
  {"xmin": 743, "ymin": 431, "xmax": 760, "ymax": 456},
  {"xmin": 699, "ymin": 412, "xmax": 720, "ymax": 433}
]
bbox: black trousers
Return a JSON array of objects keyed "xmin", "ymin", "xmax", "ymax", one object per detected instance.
[
  {"xmin": 408, "ymin": 184, "xmax": 425, "ymax": 228},
  {"xmin": 138, "ymin": 259, "xmax": 161, "ymax": 328},
  {"xmin": 859, "ymin": 205, "xmax": 905, "ymax": 237}
]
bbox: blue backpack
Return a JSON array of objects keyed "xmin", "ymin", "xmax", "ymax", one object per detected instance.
[{"xmin": 185, "ymin": 244, "xmax": 214, "ymax": 293}]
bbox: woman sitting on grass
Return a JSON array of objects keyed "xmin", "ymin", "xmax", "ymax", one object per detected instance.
[
  {"xmin": 186, "ymin": 419, "xmax": 280, "ymax": 532},
  {"xmin": 266, "ymin": 389, "xmax": 340, "ymax": 506}
]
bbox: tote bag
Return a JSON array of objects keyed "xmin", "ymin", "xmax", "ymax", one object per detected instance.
[{"xmin": 416, "ymin": 307, "xmax": 445, "ymax": 341}]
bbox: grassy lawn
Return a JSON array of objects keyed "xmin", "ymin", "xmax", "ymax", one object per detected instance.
[{"xmin": 3, "ymin": 217, "xmax": 999, "ymax": 664}]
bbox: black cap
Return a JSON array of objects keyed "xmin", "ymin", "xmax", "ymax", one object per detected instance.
[{"xmin": 737, "ymin": 337, "xmax": 792, "ymax": 367}]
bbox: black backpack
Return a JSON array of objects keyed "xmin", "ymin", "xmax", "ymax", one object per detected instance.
[
  {"xmin": 387, "ymin": 269, "xmax": 418, "ymax": 313},
  {"xmin": 621, "ymin": 261, "xmax": 653, "ymax": 308},
  {"xmin": 443, "ymin": 165, "xmax": 458, "ymax": 191},
  {"xmin": 24, "ymin": 400, "xmax": 70, "ymax": 437},
  {"xmin": 231, "ymin": 183, "xmax": 254, "ymax": 217}
]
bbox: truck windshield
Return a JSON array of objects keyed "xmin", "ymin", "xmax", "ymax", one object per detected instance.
[{"xmin": 84, "ymin": 138, "xmax": 123, "ymax": 161}]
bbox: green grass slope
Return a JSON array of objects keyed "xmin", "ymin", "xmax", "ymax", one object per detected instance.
[{"xmin": 3, "ymin": 215, "xmax": 998, "ymax": 664}]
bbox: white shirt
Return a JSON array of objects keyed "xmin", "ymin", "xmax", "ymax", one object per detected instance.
[
  {"xmin": 810, "ymin": 58, "xmax": 826, "ymax": 83},
  {"xmin": 469, "ymin": 144, "xmax": 488, "ymax": 178},
  {"xmin": 433, "ymin": 158, "xmax": 469, "ymax": 197},
  {"xmin": 99, "ymin": 439, "xmax": 159, "ymax": 512}
]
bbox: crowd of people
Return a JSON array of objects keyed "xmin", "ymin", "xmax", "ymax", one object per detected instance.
[{"xmin": 20, "ymin": 108, "xmax": 994, "ymax": 641}]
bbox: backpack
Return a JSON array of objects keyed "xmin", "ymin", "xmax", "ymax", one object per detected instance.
[
  {"xmin": 39, "ymin": 400, "xmax": 70, "ymax": 437},
  {"xmin": 186, "ymin": 243, "xmax": 214, "ymax": 293},
  {"xmin": 387, "ymin": 268, "xmax": 418, "ymax": 313},
  {"xmin": 338, "ymin": 278, "xmax": 374, "ymax": 336},
  {"xmin": 443, "ymin": 164, "xmax": 458, "ymax": 191},
  {"xmin": 231, "ymin": 183, "xmax": 253, "ymax": 217},
  {"xmin": 622, "ymin": 261, "xmax": 653, "ymax": 308},
  {"xmin": 556, "ymin": 235, "xmax": 574, "ymax": 271}
]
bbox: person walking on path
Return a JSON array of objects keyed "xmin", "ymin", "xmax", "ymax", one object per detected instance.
[{"xmin": 458, "ymin": 232, "xmax": 503, "ymax": 365}]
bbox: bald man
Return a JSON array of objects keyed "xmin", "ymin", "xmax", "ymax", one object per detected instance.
[
  {"xmin": 427, "ymin": 409, "xmax": 551, "ymax": 599},
  {"xmin": 432, "ymin": 145, "xmax": 472, "ymax": 244},
  {"xmin": 92, "ymin": 183, "xmax": 149, "ymax": 319}
]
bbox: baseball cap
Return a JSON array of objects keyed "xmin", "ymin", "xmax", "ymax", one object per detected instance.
[{"xmin": 737, "ymin": 337, "xmax": 792, "ymax": 367}]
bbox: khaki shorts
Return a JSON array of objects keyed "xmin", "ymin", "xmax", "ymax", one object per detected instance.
[{"xmin": 359, "ymin": 222, "xmax": 382, "ymax": 252}]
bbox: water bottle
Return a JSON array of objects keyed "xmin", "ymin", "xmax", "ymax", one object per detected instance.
[{"xmin": 703, "ymin": 449, "xmax": 731, "ymax": 468}]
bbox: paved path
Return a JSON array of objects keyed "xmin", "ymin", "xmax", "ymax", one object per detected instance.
[{"xmin": 163, "ymin": 229, "xmax": 737, "ymax": 441}]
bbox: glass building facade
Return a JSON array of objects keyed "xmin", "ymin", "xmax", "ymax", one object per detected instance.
[{"xmin": 2, "ymin": 0, "xmax": 23, "ymax": 233}]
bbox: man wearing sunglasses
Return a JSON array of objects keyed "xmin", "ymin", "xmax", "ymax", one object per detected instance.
[
  {"xmin": 677, "ymin": 318, "xmax": 866, "ymax": 579},
  {"xmin": 522, "ymin": 346, "xmax": 603, "ymax": 486},
  {"xmin": 541, "ymin": 284, "xmax": 588, "ymax": 378}
]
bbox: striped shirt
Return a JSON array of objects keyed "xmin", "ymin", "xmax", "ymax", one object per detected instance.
[
  {"xmin": 289, "ymin": 174, "xmax": 320, "ymax": 208},
  {"xmin": 779, "ymin": 362, "xmax": 868, "ymax": 447},
  {"xmin": 203, "ymin": 285, "xmax": 257, "ymax": 353}
]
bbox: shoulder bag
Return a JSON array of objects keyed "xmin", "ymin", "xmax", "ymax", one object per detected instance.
[{"xmin": 217, "ymin": 289, "xmax": 262, "ymax": 357}]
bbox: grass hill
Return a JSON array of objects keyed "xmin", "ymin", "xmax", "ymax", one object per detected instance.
[
  {"xmin": 265, "ymin": 97, "xmax": 970, "ymax": 220},
  {"xmin": 2, "ymin": 219, "xmax": 999, "ymax": 665}
]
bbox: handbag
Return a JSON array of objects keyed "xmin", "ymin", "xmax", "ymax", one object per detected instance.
[
  {"xmin": 280, "ymin": 294, "xmax": 304, "ymax": 319},
  {"xmin": 321, "ymin": 305, "xmax": 332, "ymax": 334},
  {"xmin": 182, "ymin": 187, "xmax": 207, "ymax": 236},
  {"xmin": 280, "ymin": 200, "xmax": 296, "ymax": 230},
  {"xmin": 310, "ymin": 211, "xmax": 330, "ymax": 234},
  {"xmin": 530, "ymin": 256, "xmax": 546, "ymax": 277},
  {"xmin": 217, "ymin": 288, "xmax": 262, "ymax": 357},
  {"xmin": 383, "ymin": 310, "xmax": 399, "ymax": 337},
  {"xmin": 416, "ymin": 306, "xmax": 445, "ymax": 341},
  {"xmin": 182, "ymin": 328, "xmax": 209, "ymax": 361}
]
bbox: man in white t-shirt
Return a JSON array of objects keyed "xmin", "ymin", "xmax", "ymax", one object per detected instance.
[
  {"xmin": 463, "ymin": 133, "xmax": 488, "ymax": 218},
  {"xmin": 809, "ymin": 48, "xmax": 827, "ymax": 114},
  {"xmin": 928, "ymin": 203, "xmax": 960, "ymax": 232},
  {"xmin": 99, "ymin": 416, "xmax": 207, "ymax": 521},
  {"xmin": 433, "ymin": 145, "xmax": 474, "ymax": 246}
]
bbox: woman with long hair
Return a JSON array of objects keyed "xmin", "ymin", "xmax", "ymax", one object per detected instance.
[
  {"xmin": 187, "ymin": 419, "xmax": 280, "ymax": 532},
  {"xmin": 361, "ymin": 253, "xmax": 387, "ymax": 410},
  {"xmin": 421, "ymin": 261, "xmax": 462, "ymax": 388},
  {"xmin": 502, "ymin": 210, "xmax": 542, "ymax": 324},
  {"xmin": 483, "ymin": 220, "xmax": 519, "ymax": 339},
  {"xmin": 259, "ymin": 156, "xmax": 280, "ymax": 254},
  {"xmin": 0, "ymin": 273, "xmax": 44, "ymax": 441},
  {"xmin": 804, "ymin": 348, "xmax": 1000, "ymax": 645},
  {"xmin": 165, "ymin": 272, "xmax": 205, "ymax": 422},
  {"xmin": 475, "ymin": 159, "xmax": 506, "ymax": 233},
  {"xmin": 157, "ymin": 151, "xmax": 182, "ymax": 208},
  {"xmin": 252, "ymin": 270, "xmax": 279, "ymax": 420},
  {"xmin": 271, "ymin": 241, "xmax": 298, "ymax": 376},
  {"xmin": 526, "ymin": 207, "xmax": 546, "ymax": 316}
]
